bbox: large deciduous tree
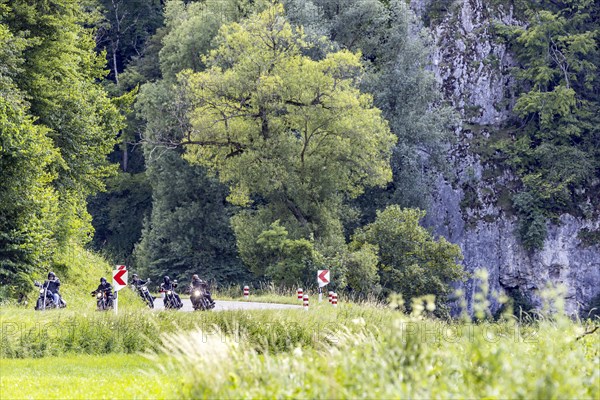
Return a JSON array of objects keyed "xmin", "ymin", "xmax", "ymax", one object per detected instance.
[
  {"xmin": 132, "ymin": 0, "xmax": 264, "ymax": 282},
  {"xmin": 179, "ymin": 5, "xmax": 396, "ymax": 271},
  {"xmin": 1, "ymin": 0, "xmax": 124, "ymax": 298}
]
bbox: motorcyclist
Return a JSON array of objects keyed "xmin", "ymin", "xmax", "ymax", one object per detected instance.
[
  {"xmin": 42, "ymin": 272, "xmax": 61, "ymax": 306},
  {"xmin": 160, "ymin": 276, "xmax": 182, "ymax": 308},
  {"xmin": 189, "ymin": 274, "xmax": 215, "ymax": 306},
  {"xmin": 92, "ymin": 277, "xmax": 114, "ymax": 304},
  {"xmin": 131, "ymin": 273, "xmax": 149, "ymax": 288}
]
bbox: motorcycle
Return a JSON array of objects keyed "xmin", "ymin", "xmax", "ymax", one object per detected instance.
[
  {"xmin": 92, "ymin": 289, "xmax": 113, "ymax": 311},
  {"xmin": 162, "ymin": 282, "xmax": 182, "ymax": 310},
  {"xmin": 34, "ymin": 281, "xmax": 66, "ymax": 310},
  {"xmin": 134, "ymin": 282, "xmax": 154, "ymax": 308},
  {"xmin": 190, "ymin": 287, "xmax": 215, "ymax": 311}
]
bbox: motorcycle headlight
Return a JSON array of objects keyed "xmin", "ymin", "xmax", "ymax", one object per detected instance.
[
  {"xmin": 39, "ymin": 289, "xmax": 44, "ymax": 294},
  {"xmin": 167, "ymin": 290, "xmax": 172, "ymax": 295},
  {"xmin": 194, "ymin": 290, "xmax": 200, "ymax": 296},
  {"xmin": 96, "ymin": 293, "xmax": 103, "ymax": 298}
]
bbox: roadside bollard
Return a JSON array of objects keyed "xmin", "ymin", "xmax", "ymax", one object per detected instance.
[
  {"xmin": 328, "ymin": 291, "xmax": 333, "ymax": 303},
  {"xmin": 332, "ymin": 292, "xmax": 338, "ymax": 307},
  {"xmin": 303, "ymin": 294, "xmax": 309, "ymax": 310},
  {"xmin": 297, "ymin": 288, "xmax": 303, "ymax": 301},
  {"xmin": 243, "ymin": 285, "xmax": 249, "ymax": 300}
]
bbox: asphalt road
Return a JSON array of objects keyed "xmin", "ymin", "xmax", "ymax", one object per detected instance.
[{"xmin": 153, "ymin": 298, "xmax": 301, "ymax": 312}]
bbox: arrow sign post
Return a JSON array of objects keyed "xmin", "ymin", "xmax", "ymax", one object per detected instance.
[
  {"xmin": 113, "ymin": 265, "xmax": 128, "ymax": 314},
  {"xmin": 317, "ymin": 270, "xmax": 330, "ymax": 302}
]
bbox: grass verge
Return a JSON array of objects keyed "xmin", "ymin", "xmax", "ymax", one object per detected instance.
[
  {"xmin": 1, "ymin": 302, "xmax": 391, "ymax": 358},
  {"xmin": 0, "ymin": 354, "xmax": 181, "ymax": 399}
]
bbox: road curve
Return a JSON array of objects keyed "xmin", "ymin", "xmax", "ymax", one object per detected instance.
[{"xmin": 153, "ymin": 298, "xmax": 301, "ymax": 312}]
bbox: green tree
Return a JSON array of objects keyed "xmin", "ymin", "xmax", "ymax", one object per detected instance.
[
  {"xmin": 496, "ymin": 0, "xmax": 600, "ymax": 249},
  {"xmin": 351, "ymin": 206, "xmax": 465, "ymax": 308},
  {"xmin": 133, "ymin": 147, "xmax": 246, "ymax": 283},
  {"xmin": 88, "ymin": 172, "xmax": 152, "ymax": 265},
  {"xmin": 4, "ymin": 0, "xmax": 125, "ymax": 246},
  {"xmin": 343, "ymin": 242, "xmax": 380, "ymax": 295},
  {"xmin": 237, "ymin": 220, "xmax": 321, "ymax": 286},
  {"xmin": 179, "ymin": 5, "xmax": 396, "ymax": 266},
  {"xmin": 133, "ymin": 29, "xmax": 247, "ymax": 282},
  {"xmin": 94, "ymin": 0, "xmax": 164, "ymax": 84},
  {"xmin": 132, "ymin": 0, "xmax": 274, "ymax": 282},
  {"xmin": 284, "ymin": 0, "xmax": 456, "ymax": 214},
  {"xmin": 0, "ymin": 20, "xmax": 59, "ymax": 297}
]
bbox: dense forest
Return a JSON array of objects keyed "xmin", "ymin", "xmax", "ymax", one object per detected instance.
[{"xmin": 1, "ymin": 0, "xmax": 598, "ymax": 310}]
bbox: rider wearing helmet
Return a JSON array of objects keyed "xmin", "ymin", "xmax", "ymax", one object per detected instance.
[
  {"xmin": 190, "ymin": 274, "xmax": 215, "ymax": 305},
  {"xmin": 92, "ymin": 277, "xmax": 113, "ymax": 298},
  {"xmin": 43, "ymin": 272, "xmax": 61, "ymax": 306},
  {"xmin": 131, "ymin": 273, "xmax": 149, "ymax": 288},
  {"xmin": 160, "ymin": 276, "xmax": 182, "ymax": 308}
]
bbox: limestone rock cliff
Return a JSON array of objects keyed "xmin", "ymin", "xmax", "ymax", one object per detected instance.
[{"xmin": 411, "ymin": 0, "xmax": 600, "ymax": 314}]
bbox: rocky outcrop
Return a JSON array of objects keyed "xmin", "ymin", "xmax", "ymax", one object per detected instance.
[
  {"xmin": 411, "ymin": 0, "xmax": 600, "ymax": 314},
  {"xmin": 426, "ymin": 175, "xmax": 600, "ymax": 315}
]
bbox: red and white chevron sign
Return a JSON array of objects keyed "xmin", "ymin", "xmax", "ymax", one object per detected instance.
[
  {"xmin": 317, "ymin": 270, "xmax": 330, "ymax": 287},
  {"xmin": 113, "ymin": 265, "xmax": 128, "ymax": 292}
]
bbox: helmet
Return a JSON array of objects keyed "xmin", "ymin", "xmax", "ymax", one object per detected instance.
[
  {"xmin": 132, "ymin": 274, "xmax": 138, "ymax": 279},
  {"xmin": 192, "ymin": 274, "xmax": 199, "ymax": 281},
  {"xmin": 48, "ymin": 272, "xmax": 55, "ymax": 279},
  {"xmin": 164, "ymin": 276, "xmax": 170, "ymax": 283},
  {"xmin": 100, "ymin": 277, "xmax": 107, "ymax": 284}
]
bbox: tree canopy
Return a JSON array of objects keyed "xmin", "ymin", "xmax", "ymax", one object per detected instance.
[
  {"xmin": 1, "ymin": 0, "xmax": 124, "ymax": 297},
  {"xmin": 179, "ymin": 5, "xmax": 396, "ymax": 248}
]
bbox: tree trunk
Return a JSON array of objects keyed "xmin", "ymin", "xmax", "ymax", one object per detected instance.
[{"xmin": 122, "ymin": 141, "xmax": 128, "ymax": 172}]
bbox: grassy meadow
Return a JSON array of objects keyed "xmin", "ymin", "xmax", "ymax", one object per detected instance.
[
  {"xmin": 0, "ymin": 247, "xmax": 598, "ymax": 398},
  {"xmin": 0, "ymin": 354, "xmax": 181, "ymax": 399},
  {"xmin": 1, "ymin": 298, "xmax": 598, "ymax": 399}
]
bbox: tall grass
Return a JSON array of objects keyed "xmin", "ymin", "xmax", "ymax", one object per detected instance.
[
  {"xmin": 154, "ymin": 308, "xmax": 600, "ymax": 399},
  {"xmin": 0, "ymin": 302, "xmax": 392, "ymax": 358}
]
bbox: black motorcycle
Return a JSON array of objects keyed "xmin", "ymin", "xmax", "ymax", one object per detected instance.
[
  {"xmin": 92, "ymin": 289, "xmax": 113, "ymax": 311},
  {"xmin": 34, "ymin": 281, "xmax": 66, "ymax": 310},
  {"xmin": 134, "ymin": 282, "xmax": 154, "ymax": 308},
  {"xmin": 162, "ymin": 283, "xmax": 181, "ymax": 310},
  {"xmin": 190, "ymin": 287, "xmax": 215, "ymax": 311}
]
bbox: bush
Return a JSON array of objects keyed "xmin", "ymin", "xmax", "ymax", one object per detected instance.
[{"xmin": 351, "ymin": 206, "xmax": 466, "ymax": 309}]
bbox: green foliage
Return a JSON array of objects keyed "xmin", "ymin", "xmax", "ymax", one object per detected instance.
[
  {"xmin": 134, "ymin": 68, "xmax": 245, "ymax": 283},
  {"xmin": 88, "ymin": 172, "xmax": 152, "ymax": 265},
  {"xmin": 94, "ymin": 0, "xmax": 164, "ymax": 83},
  {"xmin": 344, "ymin": 242, "xmax": 380, "ymax": 294},
  {"xmin": 130, "ymin": 0, "xmax": 276, "ymax": 283},
  {"xmin": 577, "ymin": 227, "xmax": 600, "ymax": 248},
  {"xmin": 244, "ymin": 220, "xmax": 322, "ymax": 286},
  {"xmin": 0, "ymin": 23, "xmax": 59, "ymax": 298},
  {"xmin": 179, "ymin": 5, "xmax": 396, "ymax": 262},
  {"xmin": 422, "ymin": 0, "xmax": 456, "ymax": 26},
  {"xmin": 351, "ymin": 205, "xmax": 466, "ymax": 307},
  {"xmin": 159, "ymin": 0, "xmax": 267, "ymax": 81},
  {"xmin": 5, "ymin": 0, "xmax": 124, "ymax": 212},
  {"xmin": 285, "ymin": 0, "xmax": 456, "ymax": 214},
  {"xmin": 133, "ymin": 148, "xmax": 246, "ymax": 283},
  {"xmin": 0, "ymin": 1, "xmax": 124, "ymax": 296},
  {"xmin": 494, "ymin": 0, "xmax": 600, "ymax": 249}
]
